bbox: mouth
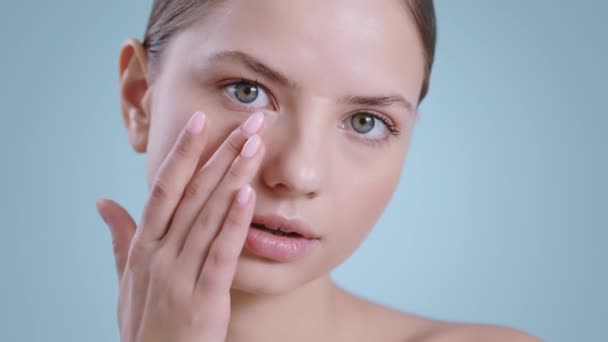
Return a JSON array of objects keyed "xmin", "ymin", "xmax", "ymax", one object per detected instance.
[
  {"xmin": 250, "ymin": 214, "xmax": 321, "ymax": 240},
  {"xmin": 244, "ymin": 214, "xmax": 321, "ymax": 262},
  {"xmin": 250, "ymin": 223, "xmax": 305, "ymax": 238}
]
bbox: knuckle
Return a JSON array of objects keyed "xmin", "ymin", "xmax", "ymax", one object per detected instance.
[
  {"xmin": 183, "ymin": 178, "xmax": 204, "ymax": 200},
  {"xmin": 183, "ymin": 164, "xmax": 213, "ymax": 201},
  {"xmin": 149, "ymin": 178, "xmax": 169, "ymax": 202},
  {"xmin": 226, "ymin": 162, "xmax": 246, "ymax": 180},
  {"xmin": 194, "ymin": 210, "xmax": 211, "ymax": 231},
  {"xmin": 197, "ymin": 270, "xmax": 219, "ymax": 294},
  {"xmin": 207, "ymin": 245, "xmax": 234, "ymax": 271},
  {"xmin": 111, "ymin": 235, "xmax": 122, "ymax": 258}
]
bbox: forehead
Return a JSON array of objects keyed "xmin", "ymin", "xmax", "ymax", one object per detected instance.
[{"xmin": 171, "ymin": 0, "xmax": 425, "ymax": 105}]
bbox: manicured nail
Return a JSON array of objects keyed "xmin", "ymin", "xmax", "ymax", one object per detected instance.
[
  {"xmin": 241, "ymin": 135, "xmax": 261, "ymax": 158},
  {"xmin": 236, "ymin": 185, "xmax": 253, "ymax": 206},
  {"xmin": 241, "ymin": 112, "xmax": 264, "ymax": 137},
  {"xmin": 187, "ymin": 112, "xmax": 206, "ymax": 134}
]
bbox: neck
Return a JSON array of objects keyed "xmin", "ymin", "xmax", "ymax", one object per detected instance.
[{"xmin": 226, "ymin": 275, "xmax": 339, "ymax": 342}]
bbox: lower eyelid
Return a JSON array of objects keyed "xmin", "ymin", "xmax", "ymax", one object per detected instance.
[{"xmin": 344, "ymin": 131, "xmax": 389, "ymax": 147}]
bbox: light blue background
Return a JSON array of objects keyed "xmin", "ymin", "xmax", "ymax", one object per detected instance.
[{"xmin": 0, "ymin": 1, "xmax": 605, "ymax": 341}]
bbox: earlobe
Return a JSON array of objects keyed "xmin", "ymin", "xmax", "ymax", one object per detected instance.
[
  {"xmin": 126, "ymin": 107, "xmax": 150, "ymax": 153},
  {"xmin": 119, "ymin": 38, "xmax": 151, "ymax": 153}
]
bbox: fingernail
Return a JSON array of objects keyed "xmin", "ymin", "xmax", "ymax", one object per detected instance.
[
  {"xmin": 241, "ymin": 112, "xmax": 264, "ymax": 136},
  {"xmin": 187, "ymin": 112, "xmax": 206, "ymax": 134},
  {"xmin": 237, "ymin": 185, "xmax": 253, "ymax": 206},
  {"xmin": 241, "ymin": 134, "xmax": 261, "ymax": 158}
]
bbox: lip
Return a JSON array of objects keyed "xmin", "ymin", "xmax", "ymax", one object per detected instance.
[
  {"xmin": 250, "ymin": 214, "xmax": 321, "ymax": 240},
  {"xmin": 243, "ymin": 213, "xmax": 321, "ymax": 262}
]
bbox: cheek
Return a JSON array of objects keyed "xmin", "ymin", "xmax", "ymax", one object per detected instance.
[
  {"xmin": 326, "ymin": 155, "xmax": 404, "ymax": 263},
  {"xmin": 145, "ymin": 111, "xmax": 241, "ymax": 189},
  {"xmin": 145, "ymin": 114, "xmax": 185, "ymax": 188}
]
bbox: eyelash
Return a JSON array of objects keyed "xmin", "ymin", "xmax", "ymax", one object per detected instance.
[
  {"xmin": 344, "ymin": 111, "xmax": 401, "ymax": 147},
  {"xmin": 220, "ymin": 78, "xmax": 401, "ymax": 143},
  {"xmin": 363, "ymin": 112, "xmax": 401, "ymax": 136}
]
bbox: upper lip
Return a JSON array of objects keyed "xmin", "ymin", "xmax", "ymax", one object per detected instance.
[{"xmin": 251, "ymin": 214, "xmax": 321, "ymax": 240}]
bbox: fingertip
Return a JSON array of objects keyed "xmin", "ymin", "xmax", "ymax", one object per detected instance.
[
  {"xmin": 96, "ymin": 198, "xmax": 120, "ymax": 226},
  {"xmin": 258, "ymin": 139, "xmax": 267, "ymax": 156},
  {"xmin": 187, "ymin": 111, "xmax": 207, "ymax": 134},
  {"xmin": 96, "ymin": 198, "xmax": 108, "ymax": 211},
  {"xmin": 250, "ymin": 186, "xmax": 257, "ymax": 202},
  {"xmin": 95, "ymin": 199, "xmax": 110, "ymax": 224},
  {"xmin": 236, "ymin": 184, "xmax": 253, "ymax": 206}
]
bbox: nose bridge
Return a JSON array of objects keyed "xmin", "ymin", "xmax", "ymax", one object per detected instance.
[{"xmin": 261, "ymin": 102, "xmax": 329, "ymax": 198}]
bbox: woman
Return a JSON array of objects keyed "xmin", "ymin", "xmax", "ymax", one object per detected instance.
[{"xmin": 96, "ymin": 0, "xmax": 540, "ymax": 340}]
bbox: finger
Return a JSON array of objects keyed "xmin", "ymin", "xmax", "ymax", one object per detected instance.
[
  {"xmin": 139, "ymin": 112, "xmax": 208, "ymax": 243},
  {"xmin": 161, "ymin": 111, "xmax": 265, "ymax": 253},
  {"xmin": 176, "ymin": 135, "xmax": 265, "ymax": 284},
  {"xmin": 96, "ymin": 198, "xmax": 136, "ymax": 280},
  {"xmin": 196, "ymin": 185, "xmax": 255, "ymax": 297}
]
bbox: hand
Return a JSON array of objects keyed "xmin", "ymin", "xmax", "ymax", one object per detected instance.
[{"xmin": 96, "ymin": 111, "xmax": 266, "ymax": 342}]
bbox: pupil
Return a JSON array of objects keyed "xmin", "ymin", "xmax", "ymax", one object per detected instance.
[
  {"xmin": 352, "ymin": 114, "xmax": 374, "ymax": 133},
  {"xmin": 235, "ymin": 82, "xmax": 258, "ymax": 103}
]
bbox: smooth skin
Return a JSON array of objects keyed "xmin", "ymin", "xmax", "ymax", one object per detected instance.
[{"xmin": 97, "ymin": 0, "xmax": 542, "ymax": 341}]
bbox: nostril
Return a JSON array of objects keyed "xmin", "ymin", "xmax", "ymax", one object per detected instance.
[{"xmin": 305, "ymin": 191, "xmax": 318, "ymax": 200}]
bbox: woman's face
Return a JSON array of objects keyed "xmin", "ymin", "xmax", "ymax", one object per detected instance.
[{"xmin": 137, "ymin": 0, "xmax": 424, "ymax": 294}]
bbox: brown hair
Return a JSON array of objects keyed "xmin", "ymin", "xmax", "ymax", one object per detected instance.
[{"xmin": 142, "ymin": 0, "xmax": 437, "ymax": 103}]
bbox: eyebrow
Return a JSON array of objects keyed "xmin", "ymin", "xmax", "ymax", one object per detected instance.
[
  {"xmin": 341, "ymin": 95, "xmax": 414, "ymax": 113},
  {"xmin": 207, "ymin": 50, "xmax": 414, "ymax": 113},
  {"xmin": 208, "ymin": 50, "xmax": 298, "ymax": 88}
]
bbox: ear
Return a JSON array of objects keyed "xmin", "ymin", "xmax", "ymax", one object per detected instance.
[{"xmin": 119, "ymin": 38, "xmax": 152, "ymax": 153}]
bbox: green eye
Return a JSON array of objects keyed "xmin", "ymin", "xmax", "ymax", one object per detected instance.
[
  {"xmin": 224, "ymin": 80, "xmax": 271, "ymax": 109},
  {"xmin": 351, "ymin": 113, "xmax": 375, "ymax": 134},
  {"xmin": 233, "ymin": 81, "xmax": 259, "ymax": 103}
]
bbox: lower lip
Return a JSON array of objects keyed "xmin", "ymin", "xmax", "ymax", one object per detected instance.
[{"xmin": 244, "ymin": 227, "xmax": 319, "ymax": 262}]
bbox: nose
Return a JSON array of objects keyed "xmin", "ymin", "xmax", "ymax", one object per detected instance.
[{"xmin": 259, "ymin": 115, "xmax": 324, "ymax": 200}]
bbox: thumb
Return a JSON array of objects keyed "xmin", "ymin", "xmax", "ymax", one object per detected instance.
[{"xmin": 96, "ymin": 198, "xmax": 136, "ymax": 280}]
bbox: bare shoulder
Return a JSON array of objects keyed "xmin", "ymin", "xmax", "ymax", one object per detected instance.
[
  {"xmin": 333, "ymin": 289, "xmax": 541, "ymax": 342},
  {"xmin": 375, "ymin": 307, "xmax": 541, "ymax": 342},
  {"xmin": 419, "ymin": 323, "xmax": 542, "ymax": 342}
]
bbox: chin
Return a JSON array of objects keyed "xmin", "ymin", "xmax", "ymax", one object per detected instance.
[{"xmin": 230, "ymin": 253, "xmax": 329, "ymax": 296}]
